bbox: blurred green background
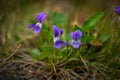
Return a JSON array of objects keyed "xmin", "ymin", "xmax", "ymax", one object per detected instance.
[{"xmin": 0, "ymin": 0, "xmax": 118, "ymax": 47}]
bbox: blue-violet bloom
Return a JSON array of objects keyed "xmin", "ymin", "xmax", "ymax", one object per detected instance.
[
  {"xmin": 70, "ymin": 30, "xmax": 82, "ymax": 49},
  {"xmin": 115, "ymin": 6, "xmax": 120, "ymax": 15},
  {"xmin": 28, "ymin": 12, "xmax": 47, "ymax": 34},
  {"xmin": 52, "ymin": 25, "xmax": 66, "ymax": 49}
]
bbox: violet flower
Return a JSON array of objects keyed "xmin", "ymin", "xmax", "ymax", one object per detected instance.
[
  {"xmin": 52, "ymin": 25, "xmax": 66, "ymax": 49},
  {"xmin": 115, "ymin": 6, "xmax": 120, "ymax": 15},
  {"xmin": 70, "ymin": 30, "xmax": 82, "ymax": 49},
  {"xmin": 28, "ymin": 12, "xmax": 47, "ymax": 34}
]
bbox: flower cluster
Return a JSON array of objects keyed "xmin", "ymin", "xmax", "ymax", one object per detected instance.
[{"xmin": 28, "ymin": 12, "xmax": 82, "ymax": 49}]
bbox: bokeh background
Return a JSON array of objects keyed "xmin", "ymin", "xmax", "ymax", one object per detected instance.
[
  {"xmin": 0, "ymin": 0, "xmax": 119, "ymax": 48},
  {"xmin": 0, "ymin": 0, "xmax": 120, "ymax": 80}
]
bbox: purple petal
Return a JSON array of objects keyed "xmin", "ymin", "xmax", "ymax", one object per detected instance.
[
  {"xmin": 70, "ymin": 40, "xmax": 81, "ymax": 49},
  {"xmin": 54, "ymin": 40, "xmax": 66, "ymax": 49},
  {"xmin": 28, "ymin": 24, "xmax": 36, "ymax": 30},
  {"xmin": 36, "ymin": 12, "xmax": 47, "ymax": 23},
  {"xmin": 33, "ymin": 25, "xmax": 41, "ymax": 34},
  {"xmin": 76, "ymin": 30, "xmax": 82, "ymax": 39},
  {"xmin": 71, "ymin": 30, "xmax": 82, "ymax": 40},
  {"xmin": 59, "ymin": 29, "xmax": 63, "ymax": 35},
  {"xmin": 52, "ymin": 25, "xmax": 60, "ymax": 37},
  {"xmin": 71, "ymin": 32, "xmax": 76, "ymax": 40},
  {"xmin": 115, "ymin": 6, "xmax": 120, "ymax": 15}
]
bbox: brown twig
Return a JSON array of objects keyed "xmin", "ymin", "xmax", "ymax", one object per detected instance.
[{"xmin": 2, "ymin": 44, "xmax": 22, "ymax": 63}]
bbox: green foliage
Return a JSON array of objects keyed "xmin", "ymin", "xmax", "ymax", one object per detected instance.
[
  {"xmin": 30, "ymin": 48, "xmax": 52, "ymax": 60},
  {"xmin": 13, "ymin": 32, "xmax": 20, "ymax": 42},
  {"xmin": 72, "ymin": 25, "xmax": 81, "ymax": 32},
  {"xmin": 42, "ymin": 24, "xmax": 52, "ymax": 39},
  {"xmin": 71, "ymin": 13, "xmax": 104, "ymax": 44},
  {"xmin": 82, "ymin": 12, "xmax": 104, "ymax": 31},
  {"xmin": 49, "ymin": 11, "xmax": 69, "ymax": 27},
  {"xmin": 30, "ymin": 49, "xmax": 41, "ymax": 60},
  {"xmin": 99, "ymin": 34, "xmax": 110, "ymax": 43},
  {"xmin": 65, "ymin": 33, "xmax": 71, "ymax": 42}
]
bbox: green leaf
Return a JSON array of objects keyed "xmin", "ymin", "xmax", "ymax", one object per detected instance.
[
  {"xmin": 82, "ymin": 12, "xmax": 104, "ymax": 31},
  {"xmin": 49, "ymin": 11, "xmax": 68, "ymax": 27},
  {"xmin": 99, "ymin": 34, "xmax": 110, "ymax": 43},
  {"xmin": 30, "ymin": 49, "xmax": 41, "ymax": 60},
  {"xmin": 30, "ymin": 49, "xmax": 50, "ymax": 60},
  {"xmin": 72, "ymin": 25, "xmax": 81, "ymax": 31},
  {"xmin": 42, "ymin": 24, "xmax": 52, "ymax": 38},
  {"xmin": 86, "ymin": 36, "xmax": 96, "ymax": 43}
]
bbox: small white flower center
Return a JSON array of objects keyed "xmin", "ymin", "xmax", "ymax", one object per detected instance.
[
  {"xmin": 70, "ymin": 39, "xmax": 80, "ymax": 44},
  {"xmin": 35, "ymin": 22, "xmax": 42, "ymax": 29},
  {"xmin": 54, "ymin": 37, "xmax": 60, "ymax": 42}
]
